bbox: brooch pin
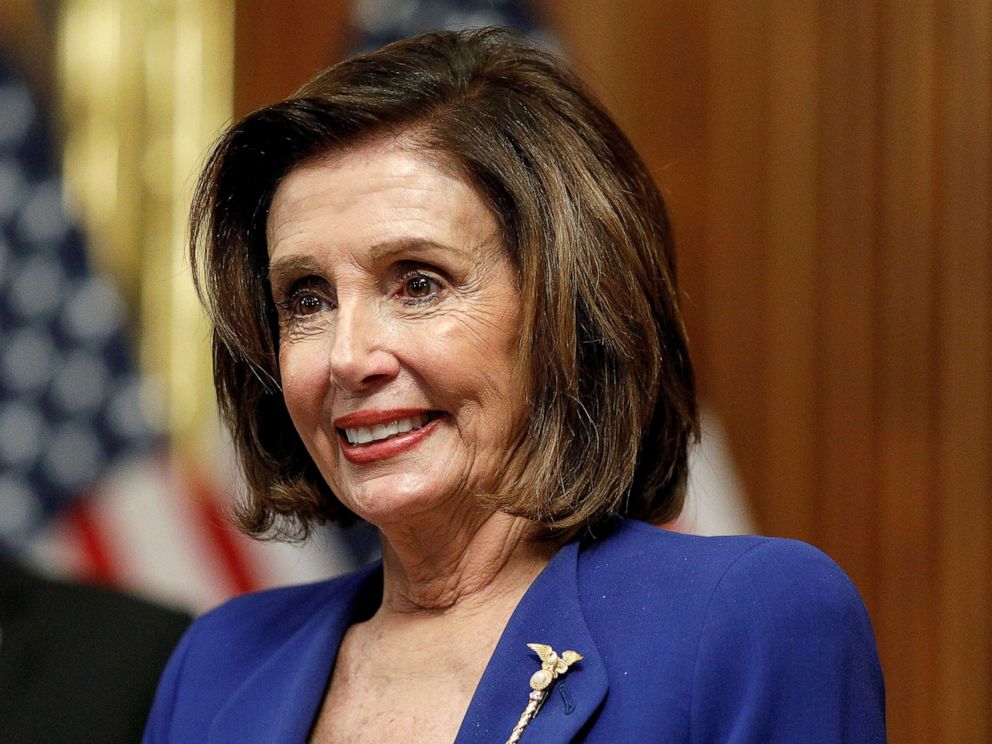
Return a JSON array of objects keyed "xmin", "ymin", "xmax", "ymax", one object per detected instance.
[{"xmin": 504, "ymin": 643, "xmax": 583, "ymax": 744}]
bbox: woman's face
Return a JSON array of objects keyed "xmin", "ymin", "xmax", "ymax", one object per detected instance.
[{"xmin": 267, "ymin": 140, "xmax": 524, "ymax": 528}]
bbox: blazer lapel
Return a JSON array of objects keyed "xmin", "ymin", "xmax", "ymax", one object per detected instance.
[
  {"xmin": 207, "ymin": 563, "xmax": 382, "ymax": 744},
  {"xmin": 455, "ymin": 538, "xmax": 609, "ymax": 744},
  {"xmin": 203, "ymin": 538, "xmax": 607, "ymax": 744}
]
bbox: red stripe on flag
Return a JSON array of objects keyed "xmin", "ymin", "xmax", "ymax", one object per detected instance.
[
  {"xmin": 185, "ymin": 470, "xmax": 259, "ymax": 595},
  {"xmin": 64, "ymin": 496, "xmax": 119, "ymax": 585}
]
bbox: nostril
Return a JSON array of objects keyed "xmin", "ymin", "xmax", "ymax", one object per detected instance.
[{"xmin": 328, "ymin": 347, "xmax": 401, "ymax": 392}]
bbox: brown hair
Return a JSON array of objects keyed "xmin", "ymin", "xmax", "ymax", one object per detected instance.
[{"xmin": 191, "ymin": 27, "xmax": 698, "ymax": 540}]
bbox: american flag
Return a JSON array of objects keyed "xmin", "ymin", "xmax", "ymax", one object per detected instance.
[
  {"xmin": 0, "ymin": 55, "xmax": 357, "ymax": 613},
  {"xmin": 0, "ymin": 54, "xmax": 157, "ymax": 550}
]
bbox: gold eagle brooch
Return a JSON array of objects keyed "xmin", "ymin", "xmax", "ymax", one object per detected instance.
[{"xmin": 504, "ymin": 643, "xmax": 583, "ymax": 744}]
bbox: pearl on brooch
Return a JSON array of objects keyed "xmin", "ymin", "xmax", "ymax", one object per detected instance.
[
  {"xmin": 530, "ymin": 668, "xmax": 553, "ymax": 690},
  {"xmin": 506, "ymin": 644, "xmax": 584, "ymax": 744}
]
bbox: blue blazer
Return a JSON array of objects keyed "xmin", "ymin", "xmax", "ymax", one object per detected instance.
[{"xmin": 143, "ymin": 520, "xmax": 886, "ymax": 742}]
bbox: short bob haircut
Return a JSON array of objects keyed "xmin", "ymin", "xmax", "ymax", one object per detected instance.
[{"xmin": 191, "ymin": 27, "xmax": 698, "ymax": 540}]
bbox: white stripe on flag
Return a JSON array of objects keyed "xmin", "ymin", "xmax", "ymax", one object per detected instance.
[{"xmin": 87, "ymin": 457, "xmax": 231, "ymax": 611}]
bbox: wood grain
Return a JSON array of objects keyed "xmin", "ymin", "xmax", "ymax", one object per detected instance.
[
  {"xmin": 933, "ymin": 3, "xmax": 992, "ymax": 740},
  {"xmin": 234, "ymin": 0, "xmax": 351, "ymax": 115}
]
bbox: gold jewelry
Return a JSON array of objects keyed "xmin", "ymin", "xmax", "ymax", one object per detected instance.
[{"xmin": 504, "ymin": 643, "xmax": 583, "ymax": 744}]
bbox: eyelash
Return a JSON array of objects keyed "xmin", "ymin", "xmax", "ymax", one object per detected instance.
[
  {"xmin": 273, "ymin": 278, "xmax": 332, "ymax": 319},
  {"xmin": 396, "ymin": 270, "xmax": 445, "ymax": 305},
  {"xmin": 274, "ymin": 269, "xmax": 446, "ymax": 320}
]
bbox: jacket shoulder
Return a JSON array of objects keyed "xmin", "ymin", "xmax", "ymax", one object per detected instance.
[
  {"xmin": 581, "ymin": 520, "xmax": 873, "ymax": 652},
  {"xmin": 685, "ymin": 531, "xmax": 885, "ymax": 740},
  {"xmin": 180, "ymin": 564, "xmax": 375, "ymax": 675},
  {"xmin": 580, "ymin": 518, "xmax": 786, "ymax": 598},
  {"xmin": 0, "ymin": 562, "xmax": 190, "ymax": 743},
  {"xmin": 193, "ymin": 571, "xmax": 357, "ymax": 640},
  {"xmin": 577, "ymin": 520, "xmax": 885, "ymax": 742},
  {"xmin": 143, "ymin": 565, "xmax": 377, "ymax": 743},
  {"xmin": 584, "ymin": 518, "xmax": 855, "ymax": 598}
]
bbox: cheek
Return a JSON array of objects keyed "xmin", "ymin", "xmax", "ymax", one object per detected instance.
[
  {"xmin": 278, "ymin": 341, "xmax": 328, "ymax": 429},
  {"xmin": 424, "ymin": 305, "xmax": 522, "ymax": 412}
]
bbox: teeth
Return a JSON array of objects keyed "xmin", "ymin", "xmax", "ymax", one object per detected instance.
[{"xmin": 344, "ymin": 414, "xmax": 429, "ymax": 445}]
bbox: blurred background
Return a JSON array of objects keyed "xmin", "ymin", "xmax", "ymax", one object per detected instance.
[{"xmin": 0, "ymin": 1, "xmax": 988, "ymax": 742}]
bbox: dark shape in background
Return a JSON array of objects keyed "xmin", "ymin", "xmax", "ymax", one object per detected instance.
[{"xmin": 0, "ymin": 557, "xmax": 189, "ymax": 744}]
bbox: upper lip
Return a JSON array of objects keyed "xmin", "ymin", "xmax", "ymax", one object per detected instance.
[{"xmin": 333, "ymin": 408, "xmax": 435, "ymax": 429}]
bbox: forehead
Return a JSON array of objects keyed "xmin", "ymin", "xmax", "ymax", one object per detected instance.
[{"xmin": 265, "ymin": 139, "xmax": 500, "ymax": 262}]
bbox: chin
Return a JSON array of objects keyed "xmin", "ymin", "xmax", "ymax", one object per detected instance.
[{"xmin": 333, "ymin": 472, "xmax": 473, "ymax": 529}]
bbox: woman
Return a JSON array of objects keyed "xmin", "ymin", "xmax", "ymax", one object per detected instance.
[{"xmin": 145, "ymin": 28, "xmax": 885, "ymax": 743}]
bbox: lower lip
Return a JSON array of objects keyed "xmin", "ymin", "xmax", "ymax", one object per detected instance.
[{"xmin": 339, "ymin": 416, "xmax": 443, "ymax": 464}]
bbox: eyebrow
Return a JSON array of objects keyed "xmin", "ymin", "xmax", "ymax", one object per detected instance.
[
  {"xmin": 367, "ymin": 238, "xmax": 468, "ymax": 261},
  {"xmin": 267, "ymin": 236, "xmax": 495, "ymax": 289},
  {"xmin": 268, "ymin": 254, "xmax": 323, "ymax": 290}
]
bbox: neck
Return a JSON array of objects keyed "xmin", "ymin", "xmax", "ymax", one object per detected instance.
[{"xmin": 375, "ymin": 509, "xmax": 559, "ymax": 616}]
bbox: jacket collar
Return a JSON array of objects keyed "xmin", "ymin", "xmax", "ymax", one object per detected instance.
[
  {"xmin": 208, "ymin": 536, "xmax": 608, "ymax": 743},
  {"xmin": 207, "ymin": 564, "xmax": 378, "ymax": 744},
  {"xmin": 454, "ymin": 536, "xmax": 609, "ymax": 743}
]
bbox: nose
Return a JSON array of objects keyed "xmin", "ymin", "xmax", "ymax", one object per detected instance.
[{"xmin": 328, "ymin": 300, "xmax": 399, "ymax": 392}]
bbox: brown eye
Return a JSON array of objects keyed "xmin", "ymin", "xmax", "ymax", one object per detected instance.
[
  {"xmin": 405, "ymin": 276, "xmax": 433, "ymax": 298},
  {"xmin": 395, "ymin": 271, "xmax": 443, "ymax": 304},
  {"xmin": 283, "ymin": 288, "xmax": 332, "ymax": 318},
  {"xmin": 293, "ymin": 292, "xmax": 324, "ymax": 315},
  {"xmin": 277, "ymin": 276, "xmax": 333, "ymax": 319}
]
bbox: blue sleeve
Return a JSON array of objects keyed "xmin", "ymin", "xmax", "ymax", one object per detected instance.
[
  {"xmin": 689, "ymin": 540, "xmax": 886, "ymax": 743},
  {"xmin": 142, "ymin": 623, "xmax": 194, "ymax": 744}
]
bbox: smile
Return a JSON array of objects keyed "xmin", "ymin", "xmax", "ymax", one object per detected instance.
[
  {"xmin": 333, "ymin": 409, "xmax": 444, "ymax": 464},
  {"xmin": 342, "ymin": 413, "xmax": 432, "ymax": 445}
]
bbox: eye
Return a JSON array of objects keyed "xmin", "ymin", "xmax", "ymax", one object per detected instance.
[
  {"xmin": 397, "ymin": 272, "xmax": 443, "ymax": 303},
  {"xmin": 276, "ymin": 277, "xmax": 334, "ymax": 319},
  {"xmin": 406, "ymin": 276, "xmax": 433, "ymax": 297},
  {"xmin": 290, "ymin": 290, "xmax": 326, "ymax": 316}
]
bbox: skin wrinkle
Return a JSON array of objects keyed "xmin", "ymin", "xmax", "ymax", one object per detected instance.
[
  {"xmin": 191, "ymin": 31, "xmax": 698, "ymax": 553},
  {"xmin": 267, "ymin": 137, "xmax": 556, "ymax": 614},
  {"xmin": 378, "ymin": 510, "xmax": 553, "ymax": 614}
]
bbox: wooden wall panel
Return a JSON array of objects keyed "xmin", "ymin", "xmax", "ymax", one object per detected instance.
[
  {"xmin": 234, "ymin": 0, "xmax": 351, "ymax": 116},
  {"xmin": 695, "ymin": 0, "xmax": 770, "ymax": 518},
  {"xmin": 815, "ymin": 0, "xmax": 879, "ymax": 602},
  {"xmin": 764, "ymin": 0, "xmax": 819, "ymax": 541},
  {"xmin": 933, "ymin": 3, "xmax": 992, "ymax": 740},
  {"xmin": 234, "ymin": 2, "xmax": 992, "ymax": 741},
  {"xmin": 875, "ymin": 2, "xmax": 940, "ymax": 739},
  {"xmin": 551, "ymin": 1, "xmax": 992, "ymax": 742}
]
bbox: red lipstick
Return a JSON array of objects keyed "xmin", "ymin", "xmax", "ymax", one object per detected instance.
[
  {"xmin": 335, "ymin": 409, "xmax": 443, "ymax": 464},
  {"xmin": 333, "ymin": 408, "xmax": 432, "ymax": 429}
]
